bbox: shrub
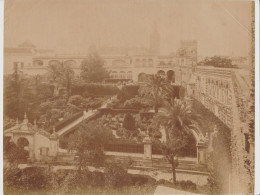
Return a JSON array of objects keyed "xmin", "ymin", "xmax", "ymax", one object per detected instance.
[
  {"xmin": 178, "ymin": 180, "xmax": 197, "ymax": 191},
  {"xmin": 68, "ymin": 95, "xmax": 85, "ymax": 107},
  {"xmin": 104, "ymin": 164, "xmax": 131, "ymax": 188},
  {"xmin": 72, "ymin": 84, "xmax": 120, "ymax": 96},
  {"xmin": 124, "ymin": 97, "xmax": 153, "ymax": 109},
  {"xmin": 130, "ymin": 174, "xmax": 156, "ymax": 186},
  {"xmin": 90, "ymin": 171, "xmax": 105, "ymax": 187},
  {"xmin": 4, "ymin": 167, "xmax": 53, "ymax": 191},
  {"xmin": 123, "ymin": 113, "xmax": 135, "ymax": 131}
]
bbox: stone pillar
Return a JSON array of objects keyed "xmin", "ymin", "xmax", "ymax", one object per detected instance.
[
  {"xmin": 143, "ymin": 134, "xmax": 152, "ymax": 167},
  {"xmin": 49, "ymin": 129, "xmax": 59, "ymax": 157},
  {"xmin": 197, "ymin": 142, "xmax": 208, "ymax": 164}
]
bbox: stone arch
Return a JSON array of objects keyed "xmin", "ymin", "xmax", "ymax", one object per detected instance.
[
  {"xmin": 119, "ymin": 71, "xmax": 126, "ymax": 79},
  {"xmin": 33, "ymin": 60, "xmax": 44, "ymax": 67},
  {"xmin": 157, "ymin": 70, "xmax": 166, "ymax": 77},
  {"xmin": 48, "ymin": 60, "xmax": 61, "ymax": 68},
  {"xmin": 111, "ymin": 71, "xmax": 118, "ymax": 79},
  {"xmin": 17, "ymin": 137, "xmax": 29, "ymax": 148},
  {"xmin": 167, "ymin": 70, "xmax": 175, "ymax": 83},
  {"xmin": 16, "ymin": 137, "xmax": 30, "ymax": 159},
  {"xmin": 64, "ymin": 60, "xmax": 77, "ymax": 68},
  {"xmin": 127, "ymin": 71, "xmax": 132, "ymax": 79}
]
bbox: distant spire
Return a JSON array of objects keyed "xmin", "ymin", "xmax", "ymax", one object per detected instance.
[{"xmin": 24, "ymin": 112, "xmax": 27, "ymax": 119}]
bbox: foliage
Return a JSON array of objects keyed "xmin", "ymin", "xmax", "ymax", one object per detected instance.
[
  {"xmin": 191, "ymin": 100, "xmax": 231, "ymax": 193},
  {"xmin": 117, "ymin": 85, "xmax": 140, "ymax": 102},
  {"xmin": 123, "ymin": 113, "xmax": 135, "ymax": 131},
  {"xmin": 139, "ymin": 74, "xmax": 172, "ymax": 113},
  {"xmin": 68, "ymin": 95, "xmax": 85, "ymax": 107},
  {"xmin": 4, "ymin": 137, "xmax": 29, "ymax": 164},
  {"xmin": 124, "ymin": 97, "xmax": 153, "ymax": 109},
  {"xmin": 68, "ymin": 120, "xmax": 114, "ymax": 169},
  {"xmin": 81, "ymin": 53, "xmax": 109, "ymax": 82},
  {"xmin": 155, "ymin": 98, "xmax": 200, "ymax": 184},
  {"xmin": 104, "ymin": 163, "xmax": 131, "ymax": 188},
  {"xmin": 4, "ymin": 166, "xmax": 53, "ymax": 192},
  {"xmin": 4, "ymin": 165, "xmax": 157, "ymax": 194},
  {"xmin": 198, "ymin": 56, "xmax": 234, "ymax": 68},
  {"xmin": 72, "ymin": 83, "xmax": 120, "ymax": 96}
]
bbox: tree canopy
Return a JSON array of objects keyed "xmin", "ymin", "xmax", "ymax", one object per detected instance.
[
  {"xmin": 80, "ymin": 53, "xmax": 109, "ymax": 83},
  {"xmin": 68, "ymin": 120, "xmax": 114, "ymax": 169},
  {"xmin": 198, "ymin": 56, "xmax": 234, "ymax": 68}
]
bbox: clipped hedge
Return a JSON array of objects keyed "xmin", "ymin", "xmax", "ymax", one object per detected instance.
[{"xmin": 72, "ymin": 84, "xmax": 120, "ymax": 96}]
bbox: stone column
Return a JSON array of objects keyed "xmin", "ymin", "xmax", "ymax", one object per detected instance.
[
  {"xmin": 197, "ymin": 142, "xmax": 208, "ymax": 164},
  {"xmin": 143, "ymin": 134, "xmax": 152, "ymax": 167},
  {"xmin": 49, "ymin": 128, "xmax": 59, "ymax": 157}
]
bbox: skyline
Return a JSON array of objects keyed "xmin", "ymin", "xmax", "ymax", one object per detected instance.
[{"xmin": 4, "ymin": 0, "xmax": 252, "ymax": 57}]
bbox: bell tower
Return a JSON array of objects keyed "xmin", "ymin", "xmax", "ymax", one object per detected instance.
[{"xmin": 149, "ymin": 23, "xmax": 160, "ymax": 55}]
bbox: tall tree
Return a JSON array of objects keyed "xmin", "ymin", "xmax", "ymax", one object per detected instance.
[
  {"xmin": 60, "ymin": 63, "xmax": 74, "ymax": 100},
  {"xmin": 80, "ymin": 53, "xmax": 108, "ymax": 83},
  {"xmin": 139, "ymin": 74, "xmax": 171, "ymax": 113},
  {"xmin": 68, "ymin": 119, "xmax": 113, "ymax": 172},
  {"xmin": 47, "ymin": 62, "xmax": 63, "ymax": 96},
  {"xmin": 156, "ymin": 98, "xmax": 200, "ymax": 184}
]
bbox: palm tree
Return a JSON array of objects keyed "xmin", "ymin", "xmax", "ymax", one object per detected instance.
[
  {"xmin": 156, "ymin": 98, "xmax": 201, "ymax": 184},
  {"xmin": 47, "ymin": 62, "xmax": 63, "ymax": 97},
  {"xmin": 60, "ymin": 63, "xmax": 75, "ymax": 100},
  {"xmin": 139, "ymin": 74, "xmax": 172, "ymax": 113},
  {"xmin": 47, "ymin": 61, "xmax": 74, "ymax": 99}
]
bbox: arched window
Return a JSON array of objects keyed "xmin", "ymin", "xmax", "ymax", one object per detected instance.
[{"xmin": 127, "ymin": 71, "xmax": 132, "ymax": 79}]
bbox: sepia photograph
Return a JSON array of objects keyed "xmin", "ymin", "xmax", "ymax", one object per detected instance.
[{"xmin": 2, "ymin": 0, "xmax": 257, "ymax": 194}]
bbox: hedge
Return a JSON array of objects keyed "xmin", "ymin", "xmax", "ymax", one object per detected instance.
[{"xmin": 72, "ymin": 84, "xmax": 120, "ymax": 96}]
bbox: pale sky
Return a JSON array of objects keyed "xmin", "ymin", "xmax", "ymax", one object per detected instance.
[{"xmin": 4, "ymin": 0, "xmax": 252, "ymax": 56}]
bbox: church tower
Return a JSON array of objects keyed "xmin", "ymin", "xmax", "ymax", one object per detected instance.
[{"xmin": 149, "ymin": 23, "xmax": 160, "ymax": 55}]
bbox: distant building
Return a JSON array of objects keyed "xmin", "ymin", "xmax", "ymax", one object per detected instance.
[
  {"xmin": 4, "ymin": 40, "xmax": 53, "ymax": 74},
  {"xmin": 4, "ymin": 28, "xmax": 197, "ymax": 83}
]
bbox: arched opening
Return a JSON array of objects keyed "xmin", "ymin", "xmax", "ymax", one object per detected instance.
[
  {"xmin": 119, "ymin": 71, "xmax": 126, "ymax": 79},
  {"xmin": 167, "ymin": 70, "xmax": 175, "ymax": 83},
  {"xmin": 157, "ymin": 70, "xmax": 166, "ymax": 78},
  {"xmin": 33, "ymin": 60, "xmax": 44, "ymax": 67},
  {"xmin": 64, "ymin": 60, "xmax": 76, "ymax": 68},
  {"xmin": 16, "ymin": 137, "xmax": 30, "ymax": 160},
  {"xmin": 138, "ymin": 73, "xmax": 147, "ymax": 82},
  {"xmin": 127, "ymin": 71, "xmax": 132, "ymax": 79},
  {"xmin": 110, "ymin": 71, "xmax": 117, "ymax": 79},
  {"xmin": 48, "ymin": 60, "xmax": 61, "ymax": 69},
  {"xmin": 17, "ymin": 137, "xmax": 29, "ymax": 149}
]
